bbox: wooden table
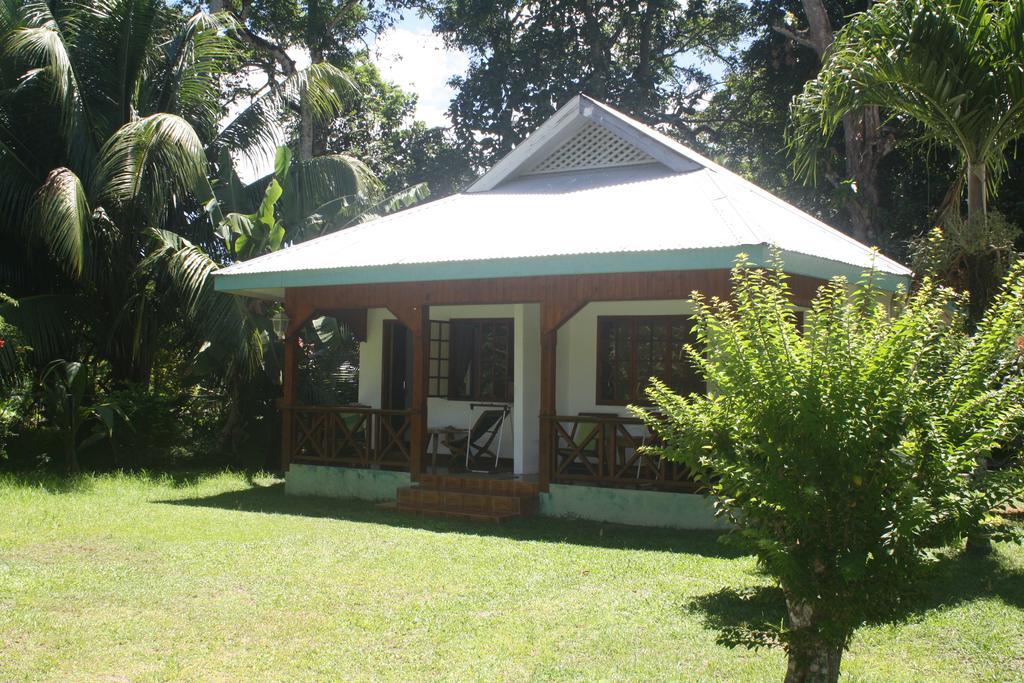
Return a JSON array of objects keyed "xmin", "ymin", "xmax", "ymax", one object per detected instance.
[{"xmin": 427, "ymin": 426, "xmax": 468, "ymax": 472}]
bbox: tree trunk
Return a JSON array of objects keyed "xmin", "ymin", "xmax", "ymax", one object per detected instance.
[
  {"xmin": 841, "ymin": 107, "xmax": 886, "ymax": 245},
  {"xmin": 65, "ymin": 438, "xmax": 80, "ymax": 475},
  {"xmin": 966, "ymin": 162, "xmax": 987, "ymax": 224},
  {"xmin": 963, "ymin": 160, "xmax": 994, "ymax": 555},
  {"xmin": 775, "ymin": 0, "xmax": 892, "ymax": 245},
  {"xmin": 784, "ymin": 597, "xmax": 843, "ymax": 683},
  {"xmin": 299, "ymin": 94, "xmax": 314, "ymax": 162}
]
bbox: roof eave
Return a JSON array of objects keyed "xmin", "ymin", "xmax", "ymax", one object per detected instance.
[{"xmin": 213, "ymin": 246, "xmax": 912, "ymax": 297}]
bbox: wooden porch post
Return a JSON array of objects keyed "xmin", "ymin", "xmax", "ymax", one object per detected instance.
[
  {"xmin": 279, "ymin": 295, "xmax": 314, "ymax": 474},
  {"xmin": 538, "ymin": 328, "xmax": 557, "ymax": 491},
  {"xmin": 280, "ymin": 330, "xmax": 299, "ymax": 474},
  {"xmin": 410, "ymin": 305, "xmax": 429, "ymax": 481},
  {"xmin": 538, "ymin": 296, "xmax": 587, "ymax": 491},
  {"xmin": 389, "ymin": 303, "xmax": 430, "ymax": 480}
]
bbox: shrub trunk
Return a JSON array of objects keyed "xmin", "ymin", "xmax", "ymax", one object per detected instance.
[{"xmin": 784, "ymin": 597, "xmax": 842, "ymax": 683}]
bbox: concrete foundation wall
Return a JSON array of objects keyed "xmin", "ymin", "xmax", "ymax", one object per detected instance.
[
  {"xmin": 539, "ymin": 484, "xmax": 729, "ymax": 530},
  {"xmin": 285, "ymin": 464, "xmax": 410, "ymax": 502}
]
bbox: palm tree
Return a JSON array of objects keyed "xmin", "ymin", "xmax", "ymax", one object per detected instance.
[
  {"xmin": 788, "ymin": 0, "xmax": 1024, "ymax": 556},
  {"xmin": 0, "ymin": 0, "xmax": 366, "ymax": 385},
  {"xmin": 788, "ymin": 0, "xmax": 1024, "ymax": 227},
  {"xmin": 0, "ymin": 1, "xmax": 247, "ymax": 382}
]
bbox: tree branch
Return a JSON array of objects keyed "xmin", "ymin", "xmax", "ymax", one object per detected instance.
[{"xmin": 772, "ymin": 23, "xmax": 817, "ymax": 51}]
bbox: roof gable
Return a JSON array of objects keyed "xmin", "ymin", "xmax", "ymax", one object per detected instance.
[
  {"xmin": 467, "ymin": 94, "xmax": 702, "ymax": 192},
  {"xmin": 523, "ymin": 122, "xmax": 655, "ymax": 174}
]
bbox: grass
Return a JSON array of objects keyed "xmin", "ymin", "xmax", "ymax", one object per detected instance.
[{"xmin": 1, "ymin": 471, "xmax": 1022, "ymax": 682}]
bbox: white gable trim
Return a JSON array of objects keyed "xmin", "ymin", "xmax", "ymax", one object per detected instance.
[{"xmin": 467, "ymin": 94, "xmax": 702, "ymax": 193}]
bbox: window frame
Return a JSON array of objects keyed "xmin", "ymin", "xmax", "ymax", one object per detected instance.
[
  {"xmin": 595, "ymin": 314, "xmax": 703, "ymax": 406},
  {"xmin": 446, "ymin": 317, "xmax": 515, "ymax": 403},
  {"xmin": 427, "ymin": 320, "xmax": 450, "ymax": 398}
]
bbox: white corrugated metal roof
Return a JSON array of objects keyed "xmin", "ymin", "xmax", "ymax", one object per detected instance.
[{"xmin": 216, "ymin": 95, "xmax": 911, "ymax": 296}]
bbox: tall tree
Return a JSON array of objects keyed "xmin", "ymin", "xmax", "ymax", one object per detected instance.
[
  {"xmin": 771, "ymin": 0, "xmax": 893, "ymax": 244},
  {"xmin": 639, "ymin": 257, "xmax": 1024, "ymax": 682},
  {"xmin": 789, "ymin": 0, "xmax": 1024, "ymax": 230},
  {"xmin": 0, "ymin": 1, "xmax": 258, "ymax": 384},
  {"xmin": 206, "ymin": 0, "xmax": 394, "ymax": 160},
  {"xmin": 698, "ymin": 1, "xmax": 988, "ymax": 255},
  {"xmin": 424, "ymin": 0, "xmax": 747, "ymax": 166},
  {"xmin": 0, "ymin": 0, "xmax": 374, "ymax": 384}
]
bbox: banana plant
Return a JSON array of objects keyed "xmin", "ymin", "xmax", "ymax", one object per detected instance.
[
  {"xmin": 215, "ymin": 146, "xmax": 430, "ymax": 260},
  {"xmin": 40, "ymin": 361, "xmax": 126, "ymax": 473}
]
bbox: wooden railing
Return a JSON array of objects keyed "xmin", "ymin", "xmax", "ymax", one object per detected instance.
[
  {"xmin": 286, "ymin": 405, "xmax": 413, "ymax": 470},
  {"xmin": 543, "ymin": 414, "xmax": 701, "ymax": 492}
]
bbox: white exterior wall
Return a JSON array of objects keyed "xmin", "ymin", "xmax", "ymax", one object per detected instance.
[
  {"xmin": 357, "ymin": 304, "xmax": 523, "ymax": 465},
  {"xmin": 513, "ymin": 303, "xmax": 541, "ymax": 474},
  {"xmin": 555, "ymin": 299, "xmax": 694, "ymax": 416},
  {"xmin": 357, "ymin": 307, "xmax": 394, "ymax": 409},
  {"xmin": 356, "ymin": 299, "xmax": 692, "ymax": 472}
]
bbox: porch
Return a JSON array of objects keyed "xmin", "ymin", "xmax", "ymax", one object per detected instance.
[{"xmin": 275, "ymin": 270, "xmax": 821, "ymax": 526}]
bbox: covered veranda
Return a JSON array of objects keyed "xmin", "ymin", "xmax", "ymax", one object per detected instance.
[{"xmin": 272, "ymin": 268, "xmax": 826, "ymax": 492}]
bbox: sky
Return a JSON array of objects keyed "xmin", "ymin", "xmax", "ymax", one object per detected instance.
[{"xmin": 370, "ymin": 13, "xmax": 470, "ymax": 127}]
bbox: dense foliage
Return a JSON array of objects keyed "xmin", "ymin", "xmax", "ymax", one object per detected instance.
[
  {"xmin": 637, "ymin": 258, "xmax": 1024, "ymax": 682},
  {"xmin": 426, "ymin": 0, "xmax": 748, "ymax": 165},
  {"xmin": 0, "ymin": 0, "xmax": 1021, "ymax": 480}
]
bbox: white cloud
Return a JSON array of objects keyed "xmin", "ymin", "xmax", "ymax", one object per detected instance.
[{"xmin": 371, "ymin": 25, "xmax": 470, "ymax": 128}]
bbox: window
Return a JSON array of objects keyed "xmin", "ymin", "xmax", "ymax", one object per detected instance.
[
  {"xmin": 427, "ymin": 321, "xmax": 450, "ymax": 398},
  {"xmin": 596, "ymin": 315, "xmax": 703, "ymax": 405},
  {"xmin": 448, "ymin": 319, "xmax": 514, "ymax": 402}
]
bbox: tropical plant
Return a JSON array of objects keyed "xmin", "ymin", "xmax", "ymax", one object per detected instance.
[
  {"xmin": 41, "ymin": 360, "xmax": 126, "ymax": 473},
  {"xmin": 0, "ymin": 1, "xmax": 244, "ymax": 383},
  {"xmin": 0, "ymin": 0, "xmax": 368, "ymax": 388},
  {"xmin": 910, "ymin": 213, "xmax": 1021, "ymax": 325},
  {"xmin": 635, "ymin": 256, "xmax": 1024, "ymax": 683},
  {"xmin": 788, "ymin": 0, "xmax": 1024, "ymax": 227},
  {"xmin": 214, "ymin": 145, "xmax": 429, "ymax": 261}
]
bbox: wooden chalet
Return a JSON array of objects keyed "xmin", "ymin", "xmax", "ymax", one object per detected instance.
[{"xmin": 214, "ymin": 95, "xmax": 911, "ymax": 527}]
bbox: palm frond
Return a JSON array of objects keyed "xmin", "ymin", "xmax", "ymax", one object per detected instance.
[
  {"xmin": 142, "ymin": 228, "xmax": 263, "ymax": 377},
  {"xmin": 281, "ymin": 153, "xmax": 379, "ymax": 229},
  {"xmin": 145, "ymin": 11, "xmax": 238, "ymax": 141},
  {"xmin": 788, "ymin": 0, "xmax": 1024, "ymax": 187},
  {"xmin": 330, "ymin": 182, "xmax": 431, "ymax": 233},
  {"xmin": 0, "ymin": 293, "xmax": 77, "ymax": 365},
  {"xmin": 32, "ymin": 167, "xmax": 91, "ymax": 279},
  {"xmin": 94, "ymin": 112, "xmax": 207, "ymax": 223},
  {"xmin": 2, "ymin": 0, "xmax": 90, "ymax": 151},
  {"xmin": 76, "ymin": 0, "xmax": 162, "ymax": 128},
  {"xmin": 210, "ymin": 61, "xmax": 358, "ymax": 164}
]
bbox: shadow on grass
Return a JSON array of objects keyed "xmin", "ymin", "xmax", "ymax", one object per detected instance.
[
  {"xmin": 689, "ymin": 545, "xmax": 1024, "ymax": 645},
  {"xmin": 159, "ymin": 481, "xmax": 744, "ymax": 557}
]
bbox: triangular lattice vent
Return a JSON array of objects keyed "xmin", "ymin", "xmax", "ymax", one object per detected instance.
[{"xmin": 523, "ymin": 122, "xmax": 656, "ymax": 175}]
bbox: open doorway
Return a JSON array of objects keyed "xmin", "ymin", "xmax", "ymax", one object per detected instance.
[{"xmin": 381, "ymin": 320, "xmax": 413, "ymax": 412}]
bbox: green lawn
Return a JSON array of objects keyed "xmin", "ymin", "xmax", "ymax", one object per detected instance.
[{"xmin": 1, "ymin": 472, "xmax": 1022, "ymax": 681}]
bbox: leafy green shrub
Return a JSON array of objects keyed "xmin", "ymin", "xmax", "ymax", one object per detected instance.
[{"xmin": 637, "ymin": 256, "xmax": 1024, "ymax": 682}]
